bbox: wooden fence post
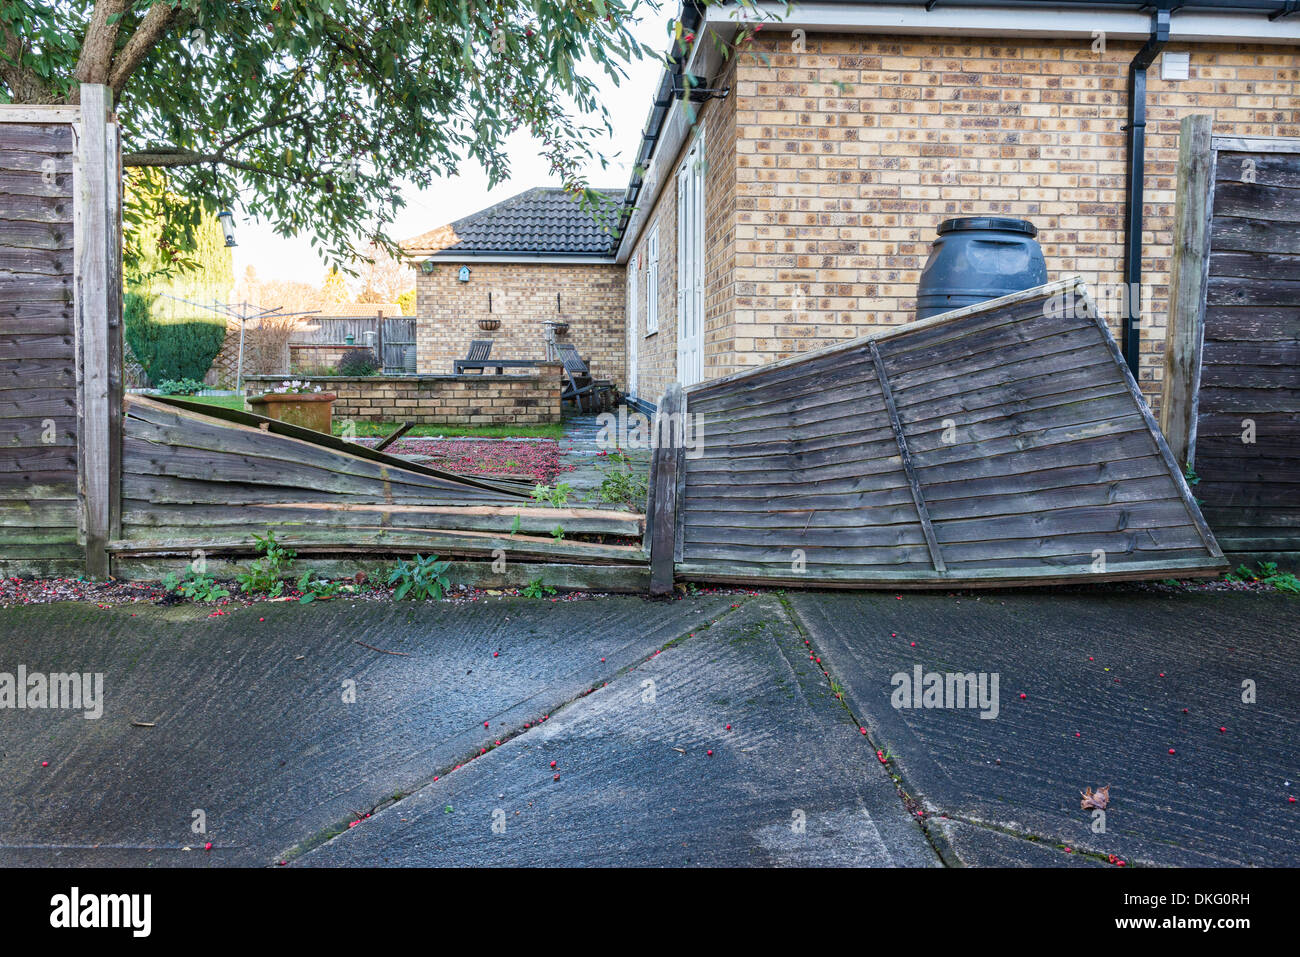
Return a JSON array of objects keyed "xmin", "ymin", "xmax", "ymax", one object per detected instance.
[
  {"xmin": 1161, "ymin": 113, "xmax": 1213, "ymax": 467},
  {"xmin": 73, "ymin": 83, "xmax": 119, "ymax": 579},
  {"xmin": 648, "ymin": 384, "xmax": 684, "ymax": 595}
]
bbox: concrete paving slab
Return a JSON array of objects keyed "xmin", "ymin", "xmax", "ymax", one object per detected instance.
[
  {"xmin": 931, "ymin": 818, "xmax": 1104, "ymax": 867},
  {"xmin": 295, "ymin": 596, "xmax": 940, "ymax": 867},
  {"xmin": 786, "ymin": 590, "xmax": 1300, "ymax": 867},
  {"xmin": 0, "ymin": 594, "xmax": 733, "ymax": 866}
]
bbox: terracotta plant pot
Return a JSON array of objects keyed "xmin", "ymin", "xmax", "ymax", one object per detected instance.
[
  {"xmin": 249, "ymin": 391, "xmax": 336, "ymax": 434},
  {"xmin": 477, "ymin": 318, "xmax": 501, "ymax": 331}
]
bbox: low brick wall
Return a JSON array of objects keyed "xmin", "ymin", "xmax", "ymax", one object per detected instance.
[{"xmin": 244, "ymin": 367, "xmax": 562, "ymax": 425}]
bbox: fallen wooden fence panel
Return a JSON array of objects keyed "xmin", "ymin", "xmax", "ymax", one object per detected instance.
[{"xmin": 662, "ymin": 277, "xmax": 1225, "ymax": 590}]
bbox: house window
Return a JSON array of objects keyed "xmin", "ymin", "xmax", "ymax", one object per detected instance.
[{"xmin": 645, "ymin": 225, "xmax": 659, "ymax": 335}]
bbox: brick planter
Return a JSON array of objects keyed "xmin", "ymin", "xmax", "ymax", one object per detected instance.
[
  {"xmin": 244, "ymin": 368, "xmax": 562, "ymax": 426},
  {"xmin": 248, "ymin": 391, "xmax": 337, "ymax": 433}
]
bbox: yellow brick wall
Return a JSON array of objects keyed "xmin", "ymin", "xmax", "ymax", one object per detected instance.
[
  {"xmin": 415, "ymin": 262, "xmax": 625, "ymax": 384},
  {"xmin": 720, "ymin": 32, "xmax": 1300, "ymax": 409}
]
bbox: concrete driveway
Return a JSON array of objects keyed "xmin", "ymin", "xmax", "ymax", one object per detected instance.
[
  {"xmin": 0, "ymin": 587, "xmax": 1292, "ymax": 867},
  {"xmin": 788, "ymin": 590, "xmax": 1300, "ymax": 867}
]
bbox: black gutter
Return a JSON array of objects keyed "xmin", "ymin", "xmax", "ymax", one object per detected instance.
[
  {"xmin": 1121, "ymin": 2, "xmax": 1172, "ymax": 378},
  {"xmin": 613, "ymin": 0, "xmax": 705, "ymax": 248}
]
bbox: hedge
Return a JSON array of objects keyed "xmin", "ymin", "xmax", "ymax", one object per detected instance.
[{"xmin": 124, "ymin": 291, "xmax": 227, "ymax": 385}]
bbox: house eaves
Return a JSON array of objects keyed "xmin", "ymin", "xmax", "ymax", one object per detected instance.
[{"xmin": 613, "ymin": 0, "xmax": 1297, "ymax": 263}]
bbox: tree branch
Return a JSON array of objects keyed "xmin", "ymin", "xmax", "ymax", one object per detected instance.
[
  {"xmin": 73, "ymin": 0, "xmax": 126, "ymax": 86},
  {"xmin": 0, "ymin": 20, "xmax": 58, "ymax": 102},
  {"xmin": 220, "ymin": 109, "xmax": 312, "ymax": 152},
  {"xmin": 109, "ymin": 1, "xmax": 177, "ymax": 99},
  {"xmin": 123, "ymin": 148, "xmax": 316, "ymax": 186}
]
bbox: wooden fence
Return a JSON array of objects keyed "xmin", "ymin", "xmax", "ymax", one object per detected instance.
[
  {"xmin": 0, "ymin": 91, "xmax": 1233, "ymax": 594},
  {"xmin": 647, "ymin": 278, "xmax": 1226, "ymax": 593},
  {"xmin": 1, "ymin": 92, "xmax": 120, "ymax": 579},
  {"xmin": 0, "ymin": 88, "xmax": 647, "ymax": 588},
  {"xmin": 290, "ymin": 315, "xmax": 416, "ymax": 373},
  {"xmin": 1162, "ymin": 116, "xmax": 1300, "ymax": 559}
]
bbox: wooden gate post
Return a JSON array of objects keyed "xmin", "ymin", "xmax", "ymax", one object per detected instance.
[
  {"xmin": 73, "ymin": 84, "xmax": 121, "ymax": 579},
  {"xmin": 1161, "ymin": 113, "xmax": 1213, "ymax": 467},
  {"xmin": 648, "ymin": 384, "xmax": 684, "ymax": 595}
]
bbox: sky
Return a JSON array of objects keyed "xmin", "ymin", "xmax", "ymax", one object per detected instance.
[{"xmin": 231, "ymin": 8, "xmax": 677, "ymax": 286}]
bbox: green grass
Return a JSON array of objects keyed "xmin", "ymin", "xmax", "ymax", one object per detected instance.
[
  {"xmin": 332, "ymin": 421, "xmax": 564, "ymax": 440},
  {"xmin": 171, "ymin": 394, "xmax": 247, "ymax": 411}
]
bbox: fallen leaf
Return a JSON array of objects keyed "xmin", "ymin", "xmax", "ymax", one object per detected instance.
[{"xmin": 1080, "ymin": 784, "xmax": 1110, "ymax": 810}]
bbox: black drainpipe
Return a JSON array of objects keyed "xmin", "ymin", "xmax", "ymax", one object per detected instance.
[{"xmin": 1121, "ymin": 2, "xmax": 1172, "ymax": 378}]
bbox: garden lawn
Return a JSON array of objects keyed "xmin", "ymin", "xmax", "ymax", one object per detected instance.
[{"xmin": 174, "ymin": 394, "xmax": 246, "ymax": 411}]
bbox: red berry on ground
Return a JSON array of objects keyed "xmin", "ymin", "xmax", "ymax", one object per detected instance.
[
  {"xmin": 1169, "ymin": 748, "xmax": 1176, "ymax": 754},
  {"xmin": 706, "ymin": 750, "xmax": 713, "ymax": 756},
  {"xmin": 550, "ymin": 761, "xmax": 556, "ymax": 768},
  {"xmin": 1019, "ymin": 693, "xmax": 1027, "ymax": 699}
]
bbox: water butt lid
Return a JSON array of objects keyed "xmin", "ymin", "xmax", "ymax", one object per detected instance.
[{"xmin": 937, "ymin": 217, "xmax": 1037, "ymax": 237}]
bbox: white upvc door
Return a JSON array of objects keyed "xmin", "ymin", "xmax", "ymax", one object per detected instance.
[
  {"xmin": 676, "ymin": 132, "xmax": 705, "ymax": 387},
  {"xmin": 626, "ymin": 253, "xmax": 639, "ymax": 398}
]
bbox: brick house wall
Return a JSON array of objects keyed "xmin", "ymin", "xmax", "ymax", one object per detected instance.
[
  {"xmin": 244, "ymin": 369, "xmax": 562, "ymax": 425},
  {"xmin": 414, "ymin": 261, "xmax": 625, "ymax": 384},
  {"xmin": 627, "ymin": 31, "xmax": 1297, "ymax": 413},
  {"xmin": 722, "ymin": 31, "xmax": 1299, "ymax": 411}
]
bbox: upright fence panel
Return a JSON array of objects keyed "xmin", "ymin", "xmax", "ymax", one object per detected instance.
[
  {"xmin": 1163, "ymin": 120, "xmax": 1300, "ymax": 558},
  {"xmin": 382, "ymin": 317, "xmax": 416, "ymax": 374},
  {"xmin": 1, "ymin": 105, "xmax": 84, "ymax": 576}
]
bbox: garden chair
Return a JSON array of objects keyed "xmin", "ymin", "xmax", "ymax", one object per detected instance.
[
  {"xmin": 557, "ymin": 342, "xmax": 614, "ymax": 413},
  {"xmin": 455, "ymin": 339, "xmax": 494, "ymax": 373}
]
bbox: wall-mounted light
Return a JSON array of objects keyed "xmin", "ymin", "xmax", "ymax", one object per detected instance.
[
  {"xmin": 458, "ymin": 265, "xmax": 471, "ymax": 282},
  {"xmin": 217, "ymin": 209, "xmax": 237, "ymax": 247}
]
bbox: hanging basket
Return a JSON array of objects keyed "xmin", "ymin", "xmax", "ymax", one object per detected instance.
[
  {"xmin": 477, "ymin": 318, "xmax": 501, "ymax": 332},
  {"xmin": 550, "ymin": 321, "xmax": 569, "ymax": 336}
]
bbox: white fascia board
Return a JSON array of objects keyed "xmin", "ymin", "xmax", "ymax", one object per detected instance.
[
  {"xmin": 729, "ymin": 3, "xmax": 1300, "ymax": 43},
  {"xmin": 412, "ymin": 253, "xmax": 617, "ymax": 265}
]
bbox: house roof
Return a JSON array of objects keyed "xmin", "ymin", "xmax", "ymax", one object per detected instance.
[{"xmin": 400, "ymin": 187, "xmax": 623, "ymax": 258}]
